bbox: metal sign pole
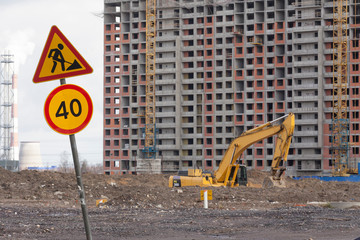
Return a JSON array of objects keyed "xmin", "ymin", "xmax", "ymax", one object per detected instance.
[
  {"xmin": 60, "ymin": 78, "xmax": 92, "ymax": 240},
  {"xmin": 69, "ymin": 133, "xmax": 92, "ymax": 240}
]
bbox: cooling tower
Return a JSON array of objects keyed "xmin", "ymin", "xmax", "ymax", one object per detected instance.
[{"xmin": 19, "ymin": 141, "xmax": 43, "ymax": 171}]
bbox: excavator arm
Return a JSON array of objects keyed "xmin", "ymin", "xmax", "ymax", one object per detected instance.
[{"xmin": 270, "ymin": 114, "xmax": 295, "ymax": 180}]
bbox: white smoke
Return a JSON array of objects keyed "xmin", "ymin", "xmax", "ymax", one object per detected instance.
[{"xmin": 4, "ymin": 28, "xmax": 35, "ymax": 72}]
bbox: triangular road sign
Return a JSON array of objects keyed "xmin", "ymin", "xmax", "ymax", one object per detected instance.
[{"xmin": 33, "ymin": 25, "xmax": 93, "ymax": 83}]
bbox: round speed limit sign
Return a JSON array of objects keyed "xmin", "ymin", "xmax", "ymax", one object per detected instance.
[{"xmin": 44, "ymin": 84, "xmax": 93, "ymax": 135}]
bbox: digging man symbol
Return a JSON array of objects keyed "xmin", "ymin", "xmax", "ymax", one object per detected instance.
[
  {"xmin": 48, "ymin": 43, "xmax": 82, "ymax": 73},
  {"xmin": 48, "ymin": 43, "xmax": 65, "ymax": 73}
]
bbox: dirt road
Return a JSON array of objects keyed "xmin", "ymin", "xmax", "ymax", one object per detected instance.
[
  {"xmin": 1, "ymin": 168, "xmax": 360, "ymax": 239},
  {"xmin": 1, "ymin": 202, "xmax": 360, "ymax": 240}
]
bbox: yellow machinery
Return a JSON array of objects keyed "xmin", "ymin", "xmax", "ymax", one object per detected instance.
[{"xmin": 169, "ymin": 113, "xmax": 295, "ymax": 187}]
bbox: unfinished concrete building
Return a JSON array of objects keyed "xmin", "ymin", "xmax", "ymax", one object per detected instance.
[{"xmin": 103, "ymin": 0, "xmax": 360, "ymax": 176}]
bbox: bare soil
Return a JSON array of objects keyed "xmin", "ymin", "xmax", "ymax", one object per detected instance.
[{"xmin": 1, "ymin": 168, "xmax": 360, "ymax": 239}]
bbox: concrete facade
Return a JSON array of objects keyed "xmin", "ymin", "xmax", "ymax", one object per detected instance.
[{"xmin": 103, "ymin": 0, "xmax": 360, "ymax": 176}]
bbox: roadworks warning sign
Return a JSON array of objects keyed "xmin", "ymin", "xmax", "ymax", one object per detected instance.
[{"xmin": 33, "ymin": 25, "xmax": 92, "ymax": 83}]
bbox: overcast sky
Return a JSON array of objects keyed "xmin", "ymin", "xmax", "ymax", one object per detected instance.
[{"xmin": 0, "ymin": 0, "xmax": 104, "ymax": 166}]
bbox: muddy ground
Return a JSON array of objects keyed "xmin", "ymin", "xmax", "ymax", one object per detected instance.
[{"xmin": 1, "ymin": 168, "xmax": 360, "ymax": 239}]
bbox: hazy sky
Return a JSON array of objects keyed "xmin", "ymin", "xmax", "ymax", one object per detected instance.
[{"xmin": 0, "ymin": 0, "xmax": 104, "ymax": 166}]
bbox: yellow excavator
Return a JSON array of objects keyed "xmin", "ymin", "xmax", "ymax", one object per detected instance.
[{"xmin": 169, "ymin": 113, "xmax": 295, "ymax": 188}]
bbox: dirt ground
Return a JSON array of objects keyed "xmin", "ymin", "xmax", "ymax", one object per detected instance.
[{"xmin": 1, "ymin": 167, "xmax": 360, "ymax": 239}]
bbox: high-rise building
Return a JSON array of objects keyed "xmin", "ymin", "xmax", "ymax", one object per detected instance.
[{"xmin": 103, "ymin": 0, "xmax": 360, "ymax": 176}]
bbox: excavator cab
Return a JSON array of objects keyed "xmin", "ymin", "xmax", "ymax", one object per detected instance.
[
  {"xmin": 225, "ymin": 164, "xmax": 248, "ymax": 187},
  {"xmin": 237, "ymin": 165, "xmax": 247, "ymax": 186}
]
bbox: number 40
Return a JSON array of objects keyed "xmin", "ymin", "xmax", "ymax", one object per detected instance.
[{"xmin": 56, "ymin": 99, "xmax": 82, "ymax": 119}]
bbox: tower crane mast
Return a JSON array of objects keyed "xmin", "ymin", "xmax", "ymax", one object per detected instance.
[
  {"xmin": 144, "ymin": 0, "xmax": 157, "ymax": 159},
  {"xmin": 332, "ymin": 0, "xmax": 349, "ymax": 176}
]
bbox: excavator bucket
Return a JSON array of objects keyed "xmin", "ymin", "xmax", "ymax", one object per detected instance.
[
  {"xmin": 262, "ymin": 168, "xmax": 286, "ymax": 188},
  {"xmin": 262, "ymin": 176, "xmax": 286, "ymax": 188}
]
